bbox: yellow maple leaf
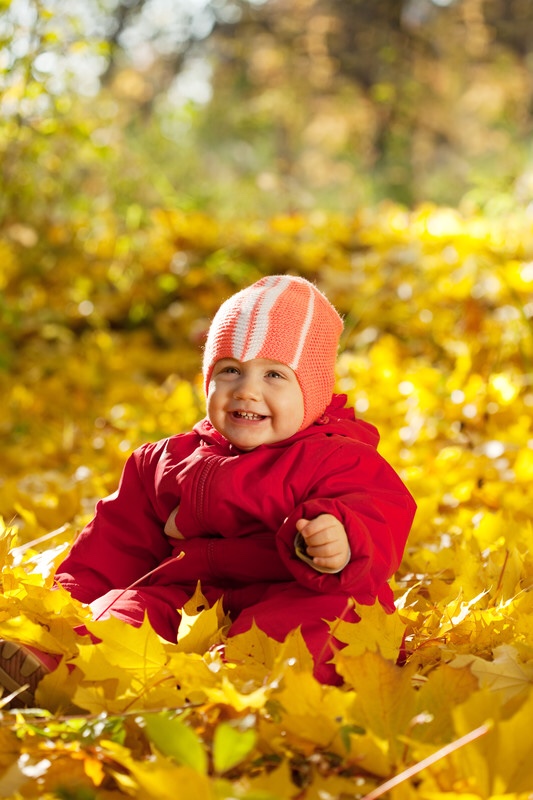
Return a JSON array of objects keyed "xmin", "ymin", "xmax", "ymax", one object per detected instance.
[
  {"xmin": 450, "ymin": 645, "xmax": 533, "ymax": 702},
  {"xmin": 332, "ymin": 601, "xmax": 406, "ymax": 661},
  {"xmin": 177, "ymin": 598, "xmax": 229, "ymax": 654},
  {"xmin": 181, "ymin": 581, "xmax": 210, "ymax": 615},
  {"xmin": 224, "ymin": 621, "xmax": 283, "ymax": 674},
  {"xmin": 83, "ymin": 613, "xmax": 168, "ymax": 673},
  {"xmin": 163, "ymin": 648, "xmax": 222, "ymax": 700},
  {"xmin": 203, "ymin": 675, "xmax": 270, "ymax": 712},
  {"xmin": 335, "ymin": 650, "xmax": 418, "ymax": 767},
  {"xmin": 71, "ymin": 682, "xmax": 121, "ymax": 715},
  {"xmin": 71, "ymin": 614, "xmax": 182, "ymax": 712},
  {"xmin": 224, "ymin": 622, "xmax": 314, "ymax": 686},
  {"xmin": 259, "ymin": 667, "xmax": 356, "ymax": 756}
]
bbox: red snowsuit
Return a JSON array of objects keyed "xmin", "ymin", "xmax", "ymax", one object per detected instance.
[{"xmin": 55, "ymin": 395, "xmax": 416, "ymax": 683}]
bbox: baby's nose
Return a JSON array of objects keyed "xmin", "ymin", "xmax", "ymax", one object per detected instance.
[{"xmin": 233, "ymin": 375, "xmax": 260, "ymax": 400}]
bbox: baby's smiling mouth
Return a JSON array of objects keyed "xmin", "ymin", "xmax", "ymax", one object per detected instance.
[{"xmin": 233, "ymin": 410, "xmax": 266, "ymax": 421}]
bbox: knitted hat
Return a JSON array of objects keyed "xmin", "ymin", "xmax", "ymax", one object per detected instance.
[{"xmin": 203, "ymin": 275, "xmax": 343, "ymax": 429}]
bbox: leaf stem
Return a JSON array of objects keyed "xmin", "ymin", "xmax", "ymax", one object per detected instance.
[
  {"xmin": 361, "ymin": 722, "xmax": 492, "ymax": 800},
  {"xmin": 89, "ymin": 552, "xmax": 186, "ymax": 622},
  {"xmin": 11, "ymin": 525, "xmax": 71, "ymax": 557}
]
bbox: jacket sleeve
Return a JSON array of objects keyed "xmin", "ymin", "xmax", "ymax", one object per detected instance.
[
  {"xmin": 275, "ymin": 441, "xmax": 416, "ymax": 606},
  {"xmin": 54, "ymin": 445, "xmax": 173, "ymax": 603}
]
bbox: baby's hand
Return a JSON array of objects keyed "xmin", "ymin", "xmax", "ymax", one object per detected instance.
[{"xmin": 295, "ymin": 514, "xmax": 350, "ymax": 572}]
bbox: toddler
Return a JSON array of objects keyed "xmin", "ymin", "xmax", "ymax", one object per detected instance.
[{"xmin": 0, "ymin": 274, "xmax": 416, "ymax": 704}]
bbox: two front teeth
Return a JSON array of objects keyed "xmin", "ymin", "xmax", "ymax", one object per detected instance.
[{"xmin": 234, "ymin": 411, "xmax": 265, "ymax": 420}]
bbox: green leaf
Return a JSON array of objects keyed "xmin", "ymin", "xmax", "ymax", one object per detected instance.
[
  {"xmin": 212, "ymin": 722, "xmax": 257, "ymax": 774},
  {"xmin": 142, "ymin": 713, "xmax": 207, "ymax": 774},
  {"xmin": 340, "ymin": 723, "xmax": 366, "ymax": 752}
]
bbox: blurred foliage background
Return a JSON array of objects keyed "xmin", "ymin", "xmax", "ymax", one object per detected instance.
[{"xmin": 2, "ymin": 0, "xmax": 533, "ymax": 223}]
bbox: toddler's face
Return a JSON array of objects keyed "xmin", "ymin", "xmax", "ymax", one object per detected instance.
[{"xmin": 207, "ymin": 357, "xmax": 305, "ymax": 450}]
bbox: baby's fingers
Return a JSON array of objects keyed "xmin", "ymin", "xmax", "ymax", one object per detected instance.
[
  {"xmin": 305, "ymin": 539, "xmax": 342, "ymax": 558},
  {"xmin": 296, "ymin": 515, "xmax": 336, "ymax": 542}
]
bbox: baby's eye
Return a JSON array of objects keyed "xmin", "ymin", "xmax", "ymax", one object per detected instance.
[
  {"xmin": 266, "ymin": 370, "xmax": 284, "ymax": 379},
  {"xmin": 214, "ymin": 364, "xmax": 240, "ymax": 377}
]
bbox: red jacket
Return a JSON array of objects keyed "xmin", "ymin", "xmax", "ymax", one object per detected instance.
[{"xmin": 56, "ymin": 395, "xmax": 416, "ymax": 683}]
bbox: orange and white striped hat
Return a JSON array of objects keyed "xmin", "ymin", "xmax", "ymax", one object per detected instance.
[{"xmin": 203, "ymin": 275, "xmax": 343, "ymax": 429}]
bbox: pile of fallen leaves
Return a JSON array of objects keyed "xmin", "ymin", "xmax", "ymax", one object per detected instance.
[{"xmin": 0, "ymin": 202, "xmax": 532, "ymax": 798}]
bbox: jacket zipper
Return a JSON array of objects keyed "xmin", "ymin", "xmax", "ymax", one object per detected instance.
[{"xmin": 195, "ymin": 455, "xmax": 220, "ymax": 529}]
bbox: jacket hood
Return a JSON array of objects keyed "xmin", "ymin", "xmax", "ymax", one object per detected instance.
[{"xmin": 193, "ymin": 393, "xmax": 380, "ymax": 452}]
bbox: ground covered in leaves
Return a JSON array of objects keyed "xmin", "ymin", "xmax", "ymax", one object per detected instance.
[{"xmin": 0, "ymin": 203, "xmax": 532, "ymax": 798}]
